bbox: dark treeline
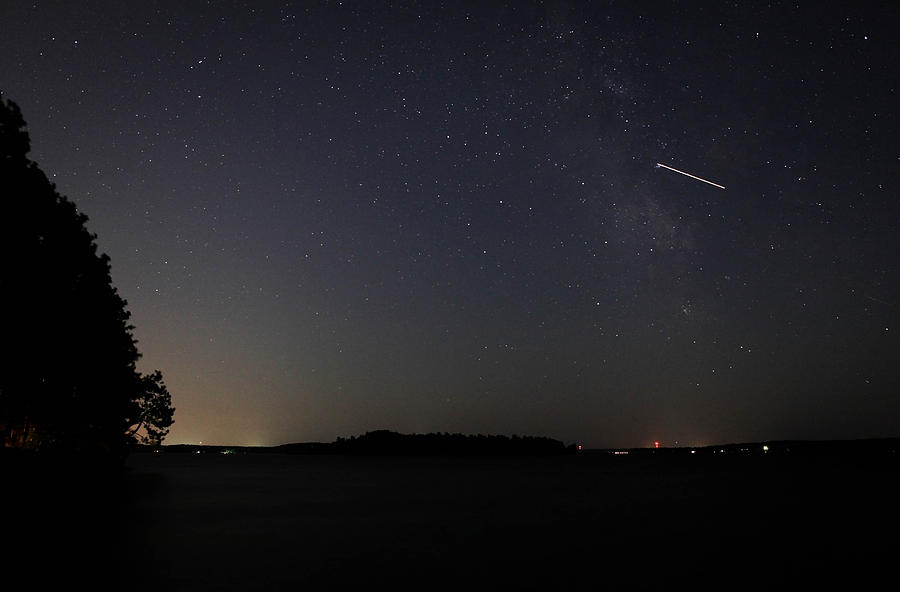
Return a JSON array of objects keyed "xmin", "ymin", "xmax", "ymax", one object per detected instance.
[
  {"xmin": 330, "ymin": 430, "xmax": 572, "ymax": 455},
  {"xmin": 148, "ymin": 430, "xmax": 573, "ymax": 455}
]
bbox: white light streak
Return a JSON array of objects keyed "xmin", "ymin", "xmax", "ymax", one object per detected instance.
[{"xmin": 656, "ymin": 162, "xmax": 725, "ymax": 190}]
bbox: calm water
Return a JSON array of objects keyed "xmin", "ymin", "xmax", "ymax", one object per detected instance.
[
  {"xmin": 12, "ymin": 452, "xmax": 895, "ymax": 590},
  {"xmin": 115, "ymin": 452, "xmax": 899, "ymax": 590}
]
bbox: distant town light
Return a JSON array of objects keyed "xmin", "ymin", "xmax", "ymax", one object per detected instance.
[{"xmin": 763, "ymin": 445, "xmax": 769, "ymax": 453}]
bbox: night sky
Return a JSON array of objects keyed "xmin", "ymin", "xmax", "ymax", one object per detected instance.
[{"xmin": 2, "ymin": 1, "xmax": 897, "ymax": 448}]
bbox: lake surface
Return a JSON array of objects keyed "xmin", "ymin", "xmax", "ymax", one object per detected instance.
[{"xmin": 12, "ymin": 451, "xmax": 898, "ymax": 590}]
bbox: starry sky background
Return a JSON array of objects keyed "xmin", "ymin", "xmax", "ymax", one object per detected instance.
[{"xmin": 1, "ymin": 1, "xmax": 897, "ymax": 448}]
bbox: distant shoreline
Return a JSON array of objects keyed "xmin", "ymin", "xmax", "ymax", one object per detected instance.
[{"xmin": 136, "ymin": 431, "xmax": 900, "ymax": 458}]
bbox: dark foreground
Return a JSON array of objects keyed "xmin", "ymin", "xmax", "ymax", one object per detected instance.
[{"xmin": 8, "ymin": 450, "xmax": 899, "ymax": 590}]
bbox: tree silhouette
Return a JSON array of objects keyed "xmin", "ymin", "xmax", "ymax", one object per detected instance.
[
  {"xmin": 0, "ymin": 91, "xmax": 174, "ymax": 454},
  {"xmin": 128, "ymin": 370, "xmax": 174, "ymax": 445}
]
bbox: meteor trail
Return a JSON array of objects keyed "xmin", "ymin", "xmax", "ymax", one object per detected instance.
[{"xmin": 656, "ymin": 162, "xmax": 725, "ymax": 190}]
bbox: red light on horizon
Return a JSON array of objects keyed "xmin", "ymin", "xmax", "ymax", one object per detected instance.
[{"xmin": 654, "ymin": 441, "xmax": 660, "ymax": 449}]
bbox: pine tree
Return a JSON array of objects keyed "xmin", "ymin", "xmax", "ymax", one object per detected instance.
[{"xmin": 0, "ymin": 92, "xmax": 174, "ymax": 454}]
